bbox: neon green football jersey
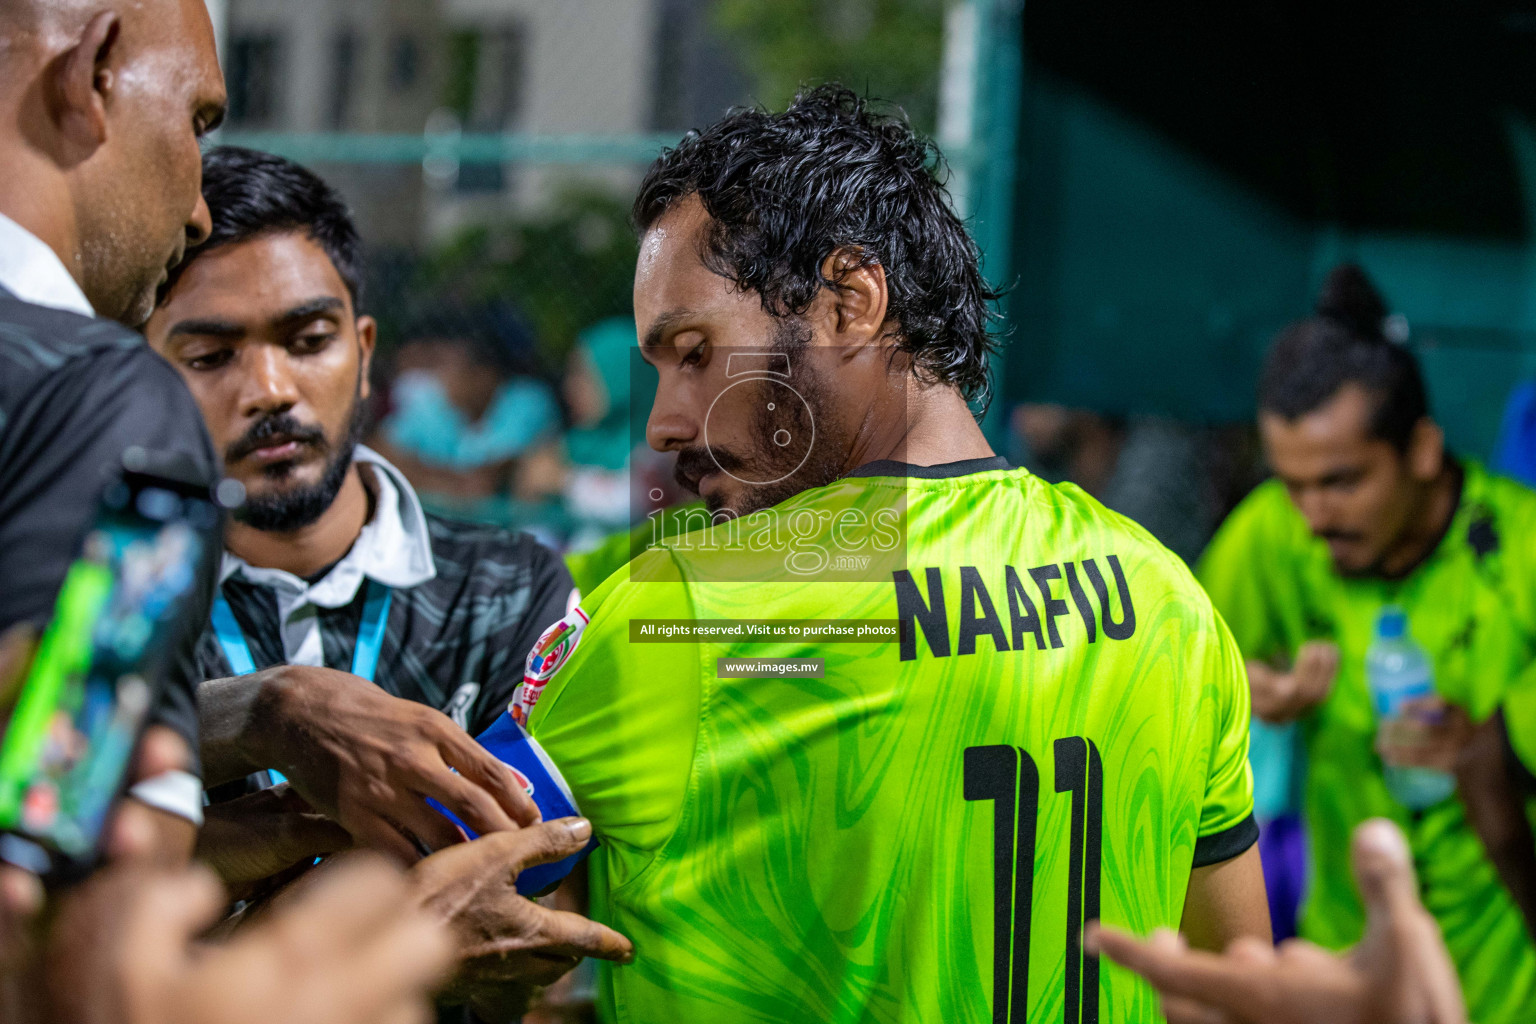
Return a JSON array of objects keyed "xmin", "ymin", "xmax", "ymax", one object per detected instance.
[
  {"xmin": 1197, "ymin": 462, "xmax": 1536, "ymax": 1024},
  {"xmin": 565, "ymin": 501, "xmax": 709, "ymax": 597},
  {"xmin": 525, "ymin": 458, "xmax": 1256, "ymax": 1024}
]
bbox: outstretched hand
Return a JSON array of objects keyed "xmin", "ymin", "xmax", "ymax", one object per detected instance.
[{"xmin": 1086, "ymin": 819, "xmax": 1466, "ymax": 1024}]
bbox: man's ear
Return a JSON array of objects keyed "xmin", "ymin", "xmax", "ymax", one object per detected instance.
[
  {"xmin": 54, "ymin": 11, "xmax": 121, "ymax": 157},
  {"xmin": 356, "ymin": 314, "xmax": 378, "ymax": 401},
  {"xmin": 1407, "ymin": 417, "xmax": 1444, "ymax": 481},
  {"xmin": 812, "ymin": 248, "xmax": 889, "ymax": 351}
]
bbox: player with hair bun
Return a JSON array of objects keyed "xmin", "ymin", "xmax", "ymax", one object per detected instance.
[{"xmin": 1199, "ymin": 264, "xmax": 1536, "ymax": 1023}]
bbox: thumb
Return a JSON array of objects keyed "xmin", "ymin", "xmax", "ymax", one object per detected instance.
[
  {"xmin": 510, "ymin": 817, "xmax": 593, "ymax": 873},
  {"xmin": 1352, "ymin": 818, "xmax": 1420, "ymax": 924}
]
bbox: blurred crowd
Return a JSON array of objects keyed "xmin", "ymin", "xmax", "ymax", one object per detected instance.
[{"xmin": 363, "ymin": 304, "xmax": 686, "ymax": 565}]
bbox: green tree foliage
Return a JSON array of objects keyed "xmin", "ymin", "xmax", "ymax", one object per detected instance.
[{"xmin": 712, "ymin": 0, "xmax": 947, "ymax": 130}]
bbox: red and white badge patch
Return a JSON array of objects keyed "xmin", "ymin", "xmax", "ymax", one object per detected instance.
[{"xmin": 511, "ymin": 607, "xmax": 590, "ymax": 725}]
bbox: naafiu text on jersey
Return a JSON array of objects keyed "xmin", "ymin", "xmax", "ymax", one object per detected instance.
[{"xmin": 892, "ymin": 557, "xmax": 1135, "ymax": 661}]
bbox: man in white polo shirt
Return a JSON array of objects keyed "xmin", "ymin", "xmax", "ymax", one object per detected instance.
[{"xmin": 146, "ymin": 146, "xmax": 625, "ymax": 1022}]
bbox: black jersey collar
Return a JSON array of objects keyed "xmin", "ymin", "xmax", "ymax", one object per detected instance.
[{"xmin": 846, "ymin": 455, "xmax": 1012, "ymax": 480}]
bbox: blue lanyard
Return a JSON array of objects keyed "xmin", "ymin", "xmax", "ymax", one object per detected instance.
[
  {"xmin": 211, "ymin": 579, "xmax": 392, "ymax": 787},
  {"xmin": 211, "ymin": 578, "xmax": 392, "ymax": 682}
]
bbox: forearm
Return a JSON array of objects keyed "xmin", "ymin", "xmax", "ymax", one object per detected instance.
[
  {"xmin": 1181, "ymin": 844, "xmax": 1271, "ymax": 950},
  {"xmin": 195, "ymin": 669, "xmax": 289, "ymax": 786},
  {"xmin": 1457, "ymin": 712, "xmax": 1536, "ymax": 940}
]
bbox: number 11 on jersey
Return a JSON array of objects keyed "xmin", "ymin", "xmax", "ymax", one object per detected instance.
[{"xmin": 965, "ymin": 738, "xmax": 1104, "ymax": 1024}]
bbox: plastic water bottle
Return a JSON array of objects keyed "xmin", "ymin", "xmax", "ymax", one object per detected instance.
[{"xmin": 1365, "ymin": 607, "xmax": 1455, "ymax": 809}]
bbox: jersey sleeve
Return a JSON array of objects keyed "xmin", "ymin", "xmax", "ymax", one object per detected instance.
[
  {"xmin": 1192, "ymin": 610, "xmax": 1259, "ymax": 867},
  {"xmin": 1196, "ymin": 483, "xmax": 1291, "ymax": 664},
  {"xmin": 524, "ymin": 554, "xmax": 703, "ymax": 888}
]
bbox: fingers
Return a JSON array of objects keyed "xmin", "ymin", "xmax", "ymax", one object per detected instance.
[
  {"xmin": 102, "ymin": 797, "xmax": 165, "ymax": 863},
  {"xmin": 1298, "ymin": 640, "xmax": 1339, "ymax": 676},
  {"xmin": 1084, "ymin": 924, "xmax": 1258, "ymax": 1009},
  {"xmin": 1351, "ymin": 820, "xmax": 1469, "ymax": 1024},
  {"xmin": 1352, "ymin": 819, "xmax": 1424, "ymax": 931},
  {"xmin": 389, "ymin": 797, "xmax": 470, "ymax": 855},
  {"xmin": 410, "ymin": 760, "xmax": 524, "ymax": 839},
  {"xmin": 344, "ymin": 814, "xmax": 429, "ymax": 866},
  {"xmin": 525, "ymin": 903, "xmax": 635, "ymax": 963},
  {"xmin": 1160, "ymin": 993, "xmax": 1234, "ymax": 1024},
  {"xmin": 507, "ymin": 818, "xmax": 593, "ymax": 873},
  {"xmin": 263, "ymin": 854, "xmax": 416, "ymax": 950},
  {"xmin": 1295, "ymin": 642, "xmax": 1338, "ymax": 702},
  {"xmin": 1399, "ymin": 695, "xmax": 1448, "ymax": 721},
  {"xmin": 340, "ymin": 890, "xmax": 455, "ymax": 1011},
  {"xmin": 132, "ymin": 726, "xmax": 192, "ymax": 782},
  {"xmin": 1376, "ymin": 718, "xmax": 1464, "ymax": 772},
  {"xmin": 246, "ymin": 855, "xmax": 451, "ymax": 1024},
  {"xmin": 1245, "ymin": 662, "xmax": 1294, "ymax": 723},
  {"xmin": 282, "ymin": 814, "xmax": 355, "ymax": 860},
  {"xmin": 117, "ymin": 865, "xmax": 228, "ymax": 957},
  {"xmin": 434, "ymin": 730, "xmax": 541, "ymax": 829},
  {"xmin": 0, "ymin": 865, "xmax": 42, "ymax": 962},
  {"xmin": 416, "ymin": 818, "xmax": 592, "ymax": 888},
  {"xmin": 0, "ymin": 867, "xmax": 42, "ymax": 923}
]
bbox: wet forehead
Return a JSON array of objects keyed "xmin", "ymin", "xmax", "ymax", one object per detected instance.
[{"xmin": 634, "ymin": 196, "xmax": 760, "ymax": 337}]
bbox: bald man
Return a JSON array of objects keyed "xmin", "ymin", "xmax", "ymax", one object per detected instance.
[
  {"xmin": 0, "ymin": 0, "xmax": 540, "ymax": 860},
  {"xmin": 0, "ymin": 10, "xmax": 622, "ymax": 1023},
  {"xmin": 0, "ymin": 5, "xmax": 445, "ymax": 1023},
  {"xmin": 0, "ymin": 0, "xmax": 228, "ymax": 860}
]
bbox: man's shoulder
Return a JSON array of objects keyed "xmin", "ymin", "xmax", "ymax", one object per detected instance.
[
  {"xmin": 0, "ymin": 296, "xmax": 185, "ymax": 401},
  {"xmin": 1031, "ymin": 475, "xmax": 1201, "ymax": 576},
  {"xmin": 582, "ymin": 545, "xmax": 694, "ymax": 615},
  {"xmin": 1222, "ymin": 477, "xmax": 1299, "ymax": 529},
  {"xmin": 0, "ymin": 297, "xmax": 213, "ymax": 479},
  {"xmin": 421, "ymin": 512, "xmax": 565, "ymax": 585},
  {"xmin": 1462, "ymin": 462, "xmax": 1536, "ymax": 575},
  {"xmin": 0, "ymin": 293, "xmax": 138, "ymax": 360},
  {"xmin": 1471, "ymin": 460, "xmax": 1536, "ymax": 520}
]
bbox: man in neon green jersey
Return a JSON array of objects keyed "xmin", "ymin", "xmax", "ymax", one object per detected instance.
[
  {"xmin": 1198, "ymin": 265, "xmax": 1536, "ymax": 1024},
  {"xmin": 502, "ymin": 85, "xmax": 1270, "ymax": 1023}
]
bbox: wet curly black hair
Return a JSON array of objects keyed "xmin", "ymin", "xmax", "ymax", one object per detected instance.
[{"xmin": 633, "ymin": 84, "xmax": 1000, "ymax": 406}]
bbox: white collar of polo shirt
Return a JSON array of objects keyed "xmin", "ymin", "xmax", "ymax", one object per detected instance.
[
  {"xmin": 220, "ymin": 444, "xmax": 436, "ymax": 623},
  {"xmin": 0, "ymin": 211, "xmax": 95, "ymax": 317}
]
